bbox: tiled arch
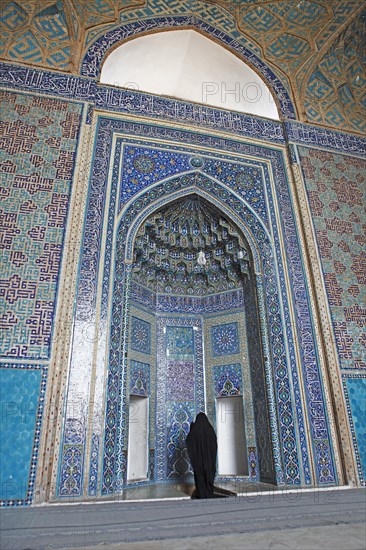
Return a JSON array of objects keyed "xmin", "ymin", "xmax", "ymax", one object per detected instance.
[
  {"xmin": 121, "ymin": 181, "xmax": 265, "ymax": 274},
  {"xmin": 81, "ymin": 15, "xmax": 296, "ymax": 120},
  {"xmin": 102, "ymin": 173, "xmax": 301, "ymax": 493}
]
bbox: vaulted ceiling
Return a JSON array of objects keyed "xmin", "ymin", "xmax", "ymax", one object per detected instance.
[
  {"xmin": 132, "ymin": 195, "xmax": 251, "ymax": 296},
  {"xmin": 0, "ymin": 1, "xmax": 365, "ymax": 134}
]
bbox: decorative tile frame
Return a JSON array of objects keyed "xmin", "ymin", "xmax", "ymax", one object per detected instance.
[
  {"xmin": 211, "ymin": 323, "xmax": 240, "ymax": 357},
  {"xmin": 51, "ymin": 108, "xmax": 361, "ymax": 496},
  {"xmin": 117, "ymin": 168, "xmax": 318, "ymax": 484},
  {"xmin": 105, "ymin": 177, "xmax": 298, "ymax": 488},
  {"xmin": 57, "ymin": 114, "xmax": 341, "ymax": 496},
  {"xmin": 342, "ymin": 375, "xmax": 366, "ymax": 486},
  {"xmin": 213, "ymin": 363, "xmax": 242, "ymax": 397},
  {"xmin": 0, "ymin": 363, "xmax": 47, "ymax": 507}
]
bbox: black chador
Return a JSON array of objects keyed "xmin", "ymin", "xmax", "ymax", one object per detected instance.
[{"xmin": 186, "ymin": 412, "xmax": 217, "ymax": 499}]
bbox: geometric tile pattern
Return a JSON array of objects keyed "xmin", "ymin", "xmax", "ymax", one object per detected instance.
[
  {"xmin": 213, "ymin": 363, "xmax": 242, "ymax": 396},
  {"xmin": 300, "ymin": 147, "xmax": 366, "ymax": 371},
  {"xmin": 0, "ymin": 364, "xmax": 46, "ymax": 506},
  {"xmin": 166, "ymin": 326, "xmax": 194, "ymax": 357},
  {"xmin": 343, "ymin": 376, "xmax": 366, "ymax": 486},
  {"xmin": 238, "ymin": 1, "xmax": 326, "ymax": 76},
  {"xmin": 0, "ymin": 2, "xmax": 71, "ymax": 70},
  {"xmin": 130, "ymin": 317, "xmax": 151, "ymax": 354},
  {"xmin": 211, "ymin": 323, "xmax": 240, "ymax": 356},
  {"xmin": 0, "ymin": 90, "xmax": 82, "ymax": 359},
  {"xmin": 305, "ymin": 11, "xmax": 366, "ymax": 134},
  {"xmin": 56, "ymin": 114, "xmax": 343, "ymax": 499},
  {"xmin": 130, "ymin": 360, "xmax": 149, "ymax": 396}
]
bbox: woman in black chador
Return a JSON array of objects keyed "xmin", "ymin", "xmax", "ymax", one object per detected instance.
[{"xmin": 186, "ymin": 412, "xmax": 217, "ymax": 499}]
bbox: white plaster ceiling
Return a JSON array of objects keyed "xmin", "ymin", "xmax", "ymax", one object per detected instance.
[{"xmin": 100, "ymin": 30, "xmax": 279, "ymax": 120}]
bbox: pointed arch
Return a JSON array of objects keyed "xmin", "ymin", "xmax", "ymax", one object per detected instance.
[
  {"xmin": 81, "ymin": 16, "xmax": 296, "ymax": 119},
  {"xmin": 117, "ymin": 172, "xmax": 269, "ymax": 274}
]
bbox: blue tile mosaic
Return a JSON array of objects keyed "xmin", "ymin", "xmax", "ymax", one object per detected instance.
[
  {"xmin": 344, "ymin": 376, "xmax": 366, "ymax": 485},
  {"xmin": 87, "ymin": 433, "xmax": 99, "ymax": 497},
  {"xmin": 130, "ymin": 360, "xmax": 150, "ymax": 397},
  {"xmin": 82, "ymin": 118, "xmax": 319, "ymax": 488},
  {"xmin": 1, "ymin": 8, "xmax": 364, "ymax": 502},
  {"xmin": 119, "ymin": 144, "xmax": 269, "ymax": 226},
  {"xmin": 130, "ymin": 317, "xmax": 151, "ymax": 354},
  {"xmin": 211, "ymin": 323, "xmax": 240, "ymax": 357},
  {"xmin": 0, "ymin": 366, "xmax": 43, "ymax": 502},
  {"xmin": 166, "ymin": 326, "xmax": 194, "ymax": 357},
  {"xmin": 0, "ymin": 90, "xmax": 83, "ymax": 359},
  {"xmin": 213, "ymin": 363, "xmax": 242, "ymax": 396},
  {"xmin": 48, "ymin": 101, "xmax": 363, "ymax": 495}
]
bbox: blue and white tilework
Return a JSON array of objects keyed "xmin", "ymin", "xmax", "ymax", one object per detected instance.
[
  {"xmin": 342, "ymin": 375, "xmax": 366, "ymax": 486},
  {"xmin": 130, "ymin": 317, "xmax": 151, "ymax": 355},
  {"xmin": 211, "ymin": 323, "xmax": 240, "ymax": 357},
  {"xmin": 0, "ymin": 364, "xmax": 46, "ymax": 506},
  {"xmin": 4, "ymin": 43, "xmax": 365, "ymax": 502},
  {"xmin": 130, "ymin": 361, "xmax": 150, "ymax": 397},
  {"xmin": 70, "ymin": 114, "xmax": 339, "ymax": 493},
  {"xmin": 214, "ymin": 364, "xmax": 242, "ymax": 396}
]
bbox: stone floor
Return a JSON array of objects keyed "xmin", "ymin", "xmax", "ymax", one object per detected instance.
[{"xmin": 1, "ymin": 485, "xmax": 365, "ymax": 550}]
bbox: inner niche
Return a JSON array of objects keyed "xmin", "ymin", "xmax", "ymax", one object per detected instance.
[
  {"xmin": 126, "ymin": 194, "xmax": 274, "ymax": 485},
  {"xmin": 132, "ymin": 194, "xmax": 250, "ymax": 296}
]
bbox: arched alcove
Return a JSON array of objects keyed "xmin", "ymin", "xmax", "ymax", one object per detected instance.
[
  {"xmin": 110, "ymin": 191, "xmax": 277, "ymax": 490},
  {"xmin": 100, "ymin": 30, "xmax": 279, "ymax": 119}
]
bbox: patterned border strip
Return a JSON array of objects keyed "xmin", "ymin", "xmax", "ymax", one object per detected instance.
[
  {"xmin": 0, "ymin": 363, "xmax": 47, "ymax": 507},
  {"xmin": 275, "ymin": 151, "xmax": 336, "ymax": 484},
  {"xmin": 96, "ymin": 84, "xmax": 285, "ymax": 144},
  {"xmin": 285, "ymin": 122, "xmax": 366, "ymax": 156},
  {"xmin": 341, "ymin": 374, "xmax": 366, "ymax": 486},
  {"xmin": 1, "ymin": 62, "xmax": 365, "ymax": 155},
  {"xmin": 0, "ymin": 61, "xmax": 284, "ymax": 145}
]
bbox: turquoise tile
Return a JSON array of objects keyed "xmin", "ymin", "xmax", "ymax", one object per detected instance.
[{"xmin": 0, "ymin": 368, "xmax": 42, "ymax": 500}]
